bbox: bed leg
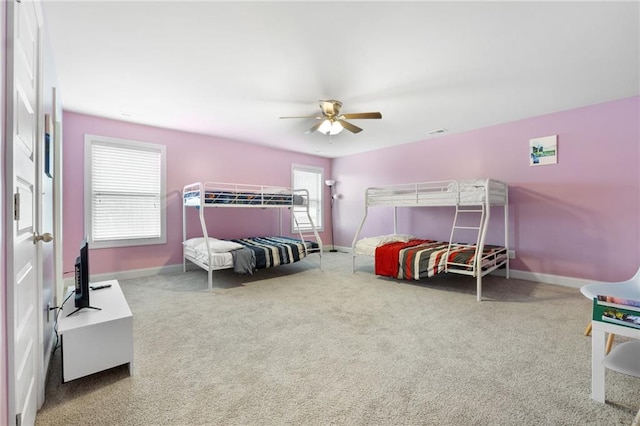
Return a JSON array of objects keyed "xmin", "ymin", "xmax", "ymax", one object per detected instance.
[
  {"xmin": 477, "ymin": 274, "xmax": 482, "ymax": 302},
  {"xmin": 208, "ymin": 270, "xmax": 212, "ymax": 292}
]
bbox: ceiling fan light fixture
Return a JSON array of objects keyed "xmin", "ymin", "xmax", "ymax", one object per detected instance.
[{"xmin": 318, "ymin": 119, "xmax": 344, "ymax": 135}]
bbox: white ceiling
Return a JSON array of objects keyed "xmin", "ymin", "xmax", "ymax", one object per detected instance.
[{"xmin": 42, "ymin": 1, "xmax": 639, "ymax": 158}]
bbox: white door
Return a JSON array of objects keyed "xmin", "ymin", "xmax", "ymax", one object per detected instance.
[{"xmin": 7, "ymin": 0, "xmax": 43, "ymax": 425}]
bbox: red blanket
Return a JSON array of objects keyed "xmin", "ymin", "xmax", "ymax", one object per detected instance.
[
  {"xmin": 374, "ymin": 240, "xmax": 432, "ymax": 278},
  {"xmin": 398, "ymin": 241, "xmax": 451, "ymax": 280},
  {"xmin": 398, "ymin": 243, "xmax": 506, "ymax": 280},
  {"xmin": 375, "ymin": 239, "xmax": 507, "ymax": 281}
]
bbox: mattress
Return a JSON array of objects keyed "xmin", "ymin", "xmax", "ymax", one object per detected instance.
[
  {"xmin": 184, "ymin": 236, "xmax": 317, "ymax": 270},
  {"xmin": 184, "ymin": 245, "xmax": 234, "ymax": 269},
  {"xmin": 184, "ymin": 190, "xmax": 305, "ymax": 207}
]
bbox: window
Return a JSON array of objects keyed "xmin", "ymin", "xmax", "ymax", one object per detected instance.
[
  {"xmin": 292, "ymin": 164, "xmax": 324, "ymax": 232},
  {"xmin": 84, "ymin": 134, "xmax": 166, "ymax": 248}
]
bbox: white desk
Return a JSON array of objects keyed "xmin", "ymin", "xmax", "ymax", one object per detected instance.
[
  {"xmin": 591, "ymin": 320, "xmax": 640, "ymax": 403},
  {"xmin": 58, "ymin": 280, "xmax": 133, "ymax": 382}
]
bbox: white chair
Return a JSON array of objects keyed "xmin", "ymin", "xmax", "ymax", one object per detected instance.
[{"xmin": 581, "ymin": 266, "xmax": 640, "ymax": 354}]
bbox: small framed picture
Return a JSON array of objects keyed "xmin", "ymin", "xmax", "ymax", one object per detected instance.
[{"xmin": 529, "ymin": 135, "xmax": 557, "ymax": 166}]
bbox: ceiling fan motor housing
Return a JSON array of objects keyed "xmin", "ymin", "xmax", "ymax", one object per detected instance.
[{"xmin": 320, "ymin": 100, "xmax": 342, "ymax": 118}]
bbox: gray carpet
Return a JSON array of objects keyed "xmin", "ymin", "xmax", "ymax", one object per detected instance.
[{"xmin": 36, "ymin": 252, "xmax": 640, "ymax": 425}]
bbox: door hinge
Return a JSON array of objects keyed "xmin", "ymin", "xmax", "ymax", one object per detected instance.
[
  {"xmin": 16, "ymin": 412, "xmax": 21, "ymax": 426},
  {"xmin": 14, "ymin": 193, "xmax": 20, "ymax": 221}
]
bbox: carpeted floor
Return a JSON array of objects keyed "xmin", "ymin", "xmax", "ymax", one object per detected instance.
[{"xmin": 36, "ymin": 252, "xmax": 640, "ymax": 425}]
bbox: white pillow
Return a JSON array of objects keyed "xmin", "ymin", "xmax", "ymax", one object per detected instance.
[
  {"xmin": 183, "ymin": 237, "xmax": 244, "ymax": 253},
  {"xmin": 393, "ymin": 234, "xmax": 418, "ymax": 242},
  {"xmin": 374, "ymin": 233, "xmax": 416, "ymax": 243},
  {"xmin": 183, "ymin": 237, "xmax": 208, "ymax": 248},
  {"xmin": 358, "ymin": 234, "xmax": 417, "ymax": 246},
  {"xmin": 206, "ymin": 240, "xmax": 244, "ymax": 253}
]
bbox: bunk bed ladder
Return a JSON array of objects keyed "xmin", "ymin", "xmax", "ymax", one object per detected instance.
[
  {"xmin": 446, "ymin": 204, "xmax": 486, "ymax": 275},
  {"xmin": 291, "ymin": 205, "xmax": 323, "ymax": 270}
]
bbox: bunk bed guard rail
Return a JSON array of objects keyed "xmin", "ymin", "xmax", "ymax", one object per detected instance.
[
  {"xmin": 365, "ymin": 179, "xmax": 508, "ymax": 207},
  {"xmin": 183, "ymin": 181, "xmax": 308, "ymax": 208}
]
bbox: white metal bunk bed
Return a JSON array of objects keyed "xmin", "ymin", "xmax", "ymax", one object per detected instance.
[
  {"xmin": 351, "ymin": 178, "xmax": 509, "ymax": 301},
  {"xmin": 183, "ymin": 181, "xmax": 323, "ymax": 291}
]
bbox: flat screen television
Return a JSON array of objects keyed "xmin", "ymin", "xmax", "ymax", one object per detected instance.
[{"xmin": 67, "ymin": 237, "xmax": 100, "ymax": 316}]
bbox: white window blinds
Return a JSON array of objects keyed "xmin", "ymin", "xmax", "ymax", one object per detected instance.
[
  {"xmin": 292, "ymin": 165, "xmax": 323, "ymax": 231},
  {"xmin": 85, "ymin": 135, "xmax": 166, "ymax": 248}
]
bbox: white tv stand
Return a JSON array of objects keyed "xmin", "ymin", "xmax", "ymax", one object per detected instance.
[{"xmin": 58, "ymin": 279, "xmax": 133, "ymax": 383}]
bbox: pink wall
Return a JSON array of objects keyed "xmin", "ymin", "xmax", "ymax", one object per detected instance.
[
  {"xmin": 333, "ymin": 97, "xmax": 640, "ymax": 282},
  {"xmin": 64, "ymin": 97, "xmax": 639, "ymax": 282},
  {"xmin": 62, "ymin": 112, "xmax": 332, "ymax": 275}
]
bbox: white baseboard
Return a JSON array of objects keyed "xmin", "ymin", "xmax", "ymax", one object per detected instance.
[
  {"xmin": 63, "ymin": 264, "xmax": 184, "ymax": 288},
  {"xmin": 66, "ymin": 257, "xmax": 600, "ymax": 291},
  {"xmin": 490, "ymin": 268, "xmax": 602, "ymax": 289}
]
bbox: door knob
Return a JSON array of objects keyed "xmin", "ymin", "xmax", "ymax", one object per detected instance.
[{"xmin": 33, "ymin": 232, "xmax": 54, "ymax": 244}]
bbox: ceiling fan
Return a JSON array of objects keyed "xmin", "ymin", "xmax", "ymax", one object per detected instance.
[{"xmin": 280, "ymin": 100, "xmax": 382, "ymax": 135}]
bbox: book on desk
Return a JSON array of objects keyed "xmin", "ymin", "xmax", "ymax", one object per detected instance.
[
  {"xmin": 593, "ymin": 295, "xmax": 640, "ymax": 330},
  {"xmin": 596, "ymin": 294, "xmax": 640, "ymax": 310}
]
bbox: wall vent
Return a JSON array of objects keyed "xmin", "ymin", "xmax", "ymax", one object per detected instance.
[{"xmin": 427, "ymin": 128, "xmax": 448, "ymax": 135}]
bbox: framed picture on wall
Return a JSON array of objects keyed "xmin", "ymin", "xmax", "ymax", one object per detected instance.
[{"xmin": 529, "ymin": 135, "xmax": 557, "ymax": 166}]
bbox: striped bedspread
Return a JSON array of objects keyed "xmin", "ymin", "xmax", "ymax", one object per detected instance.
[
  {"xmin": 375, "ymin": 240, "xmax": 506, "ymax": 280},
  {"xmin": 230, "ymin": 236, "xmax": 314, "ymax": 269}
]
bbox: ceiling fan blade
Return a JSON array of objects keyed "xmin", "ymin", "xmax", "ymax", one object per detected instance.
[
  {"xmin": 279, "ymin": 115, "xmax": 322, "ymax": 119},
  {"xmin": 341, "ymin": 112, "xmax": 382, "ymax": 120},
  {"xmin": 305, "ymin": 121, "xmax": 324, "ymax": 134},
  {"xmin": 338, "ymin": 119, "xmax": 363, "ymax": 134}
]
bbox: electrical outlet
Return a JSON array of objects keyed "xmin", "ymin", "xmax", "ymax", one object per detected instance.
[{"xmin": 508, "ymin": 250, "xmax": 516, "ymax": 259}]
